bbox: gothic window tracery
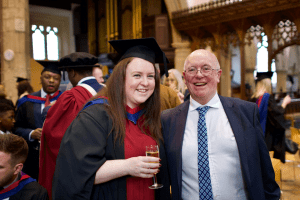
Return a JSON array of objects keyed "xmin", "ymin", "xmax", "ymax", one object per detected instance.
[
  {"xmin": 272, "ymin": 20, "xmax": 298, "ymax": 51},
  {"xmin": 31, "ymin": 24, "xmax": 59, "ymax": 61}
]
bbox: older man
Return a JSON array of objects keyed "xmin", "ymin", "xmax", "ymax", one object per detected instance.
[
  {"xmin": 161, "ymin": 49, "xmax": 280, "ymax": 200},
  {"xmin": 0, "ymin": 134, "xmax": 48, "ymax": 200}
]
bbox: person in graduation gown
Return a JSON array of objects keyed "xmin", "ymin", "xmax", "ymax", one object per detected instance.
[
  {"xmin": 14, "ymin": 62, "xmax": 62, "ymax": 180},
  {"xmin": 52, "ymin": 38, "xmax": 171, "ymax": 200},
  {"xmin": 250, "ymin": 72, "xmax": 291, "ymax": 163},
  {"xmin": 16, "ymin": 77, "xmax": 34, "ymax": 102},
  {"xmin": 39, "ymin": 52, "xmax": 104, "ymax": 199},
  {"xmin": 0, "ymin": 134, "xmax": 49, "ymax": 200}
]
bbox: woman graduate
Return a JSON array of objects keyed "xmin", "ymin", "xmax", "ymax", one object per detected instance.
[
  {"xmin": 52, "ymin": 38, "xmax": 170, "ymax": 200},
  {"xmin": 250, "ymin": 72, "xmax": 291, "ymax": 163}
]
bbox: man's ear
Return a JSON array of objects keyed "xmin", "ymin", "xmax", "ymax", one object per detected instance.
[
  {"xmin": 13, "ymin": 163, "xmax": 23, "ymax": 175},
  {"xmin": 217, "ymin": 69, "xmax": 222, "ymax": 83},
  {"xmin": 182, "ymin": 71, "xmax": 187, "ymax": 84},
  {"xmin": 68, "ymin": 69, "xmax": 76, "ymax": 78}
]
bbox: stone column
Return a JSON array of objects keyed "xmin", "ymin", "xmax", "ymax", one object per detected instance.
[
  {"xmin": 244, "ymin": 40, "xmax": 257, "ymax": 92},
  {"xmin": 163, "ymin": 0, "xmax": 191, "ymax": 72},
  {"xmin": 1, "ymin": 0, "xmax": 30, "ymax": 104},
  {"xmin": 276, "ymin": 70, "xmax": 287, "ymax": 93},
  {"xmin": 219, "ymin": 50, "xmax": 231, "ymax": 97},
  {"xmin": 172, "ymin": 41, "xmax": 191, "ymax": 73}
]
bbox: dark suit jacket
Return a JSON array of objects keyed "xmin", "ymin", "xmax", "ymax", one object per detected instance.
[
  {"xmin": 161, "ymin": 95, "xmax": 280, "ymax": 200},
  {"xmin": 15, "ymin": 90, "xmax": 44, "ymax": 180}
]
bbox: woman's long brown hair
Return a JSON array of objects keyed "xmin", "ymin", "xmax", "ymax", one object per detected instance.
[{"xmin": 93, "ymin": 57, "xmax": 162, "ymax": 145}]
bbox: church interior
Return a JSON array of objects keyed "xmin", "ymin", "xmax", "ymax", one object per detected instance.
[{"xmin": 1, "ymin": 0, "xmax": 300, "ymax": 198}]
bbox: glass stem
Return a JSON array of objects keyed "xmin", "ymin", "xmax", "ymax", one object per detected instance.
[{"xmin": 152, "ymin": 174, "xmax": 158, "ymax": 185}]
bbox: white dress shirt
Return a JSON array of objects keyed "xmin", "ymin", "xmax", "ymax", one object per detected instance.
[
  {"xmin": 40, "ymin": 88, "xmax": 55, "ymax": 113},
  {"xmin": 28, "ymin": 88, "xmax": 55, "ymax": 141},
  {"xmin": 182, "ymin": 92, "xmax": 249, "ymax": 200}
]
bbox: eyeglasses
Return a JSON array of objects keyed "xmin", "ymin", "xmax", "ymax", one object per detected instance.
[{"xmin": 184, "ymin": 66, "xmax": 219, "ymax": 76}]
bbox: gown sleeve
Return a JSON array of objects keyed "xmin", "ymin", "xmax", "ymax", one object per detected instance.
[
  {"xmin": 267, "ymin": 96, "xmax": 287, "ymax": 130},
  {"xmin": 52, "ymin": 104, "xmax": 112, "ymax": 200}
]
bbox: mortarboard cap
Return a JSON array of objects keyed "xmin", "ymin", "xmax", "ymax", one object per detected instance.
[
  {"xmin": 38, "ymin": 61, "xmax": 61, "ymax": 75},
  {"xmin": 59, "ymin": 52, "xmax": 98, "ymax": 80},
  {"xmin": 16, "ymin": 77, "xmax": 28, "ymax": 83},
  {"xmin": 59, "ymin": 52, "xmax": 98, "ymax": 69},
  {"xmin": 108, "ymin": 37, "xmax": 170, "ymax": 77},
  {"xmin": 256, "ymin": 72, "xmax": 273, "ymax": 82}
]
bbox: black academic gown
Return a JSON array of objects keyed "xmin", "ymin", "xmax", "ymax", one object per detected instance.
[
  {"xmin": 8, "ymin": 182, "xmax": 49, "ymax": 200},
  {"xmin": 250, "ymin": 95, "xmax": 286, "ymax": 163},
  {"xmin": 15, "ymin": 90, "xmax": 44, "ymax": 180},
  {"xmin": 52, "ymin": 104, "xmax": 170, "ymax": 200}
]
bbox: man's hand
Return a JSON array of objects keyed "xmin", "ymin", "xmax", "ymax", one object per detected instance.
[{"xmin": 31, "ymin": 128, "xmax": 42, "ymax": 140}]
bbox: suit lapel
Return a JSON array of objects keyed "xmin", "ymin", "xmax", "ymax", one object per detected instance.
[
  {"xmin": 219, "ymin": 96, "xmax": 251, "ymax": 184},
  {"xmin": 174, "ymin": 101, "xmax": 190, "ymax": 192},
  {"xmin": 33, "ymin": 90, "xmax": 42, "ymax": 128}
]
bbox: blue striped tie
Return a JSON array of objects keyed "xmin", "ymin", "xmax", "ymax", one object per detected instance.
[{"xmin": 196, "ymin": 106, "xmax": 213, "ymax": 200}]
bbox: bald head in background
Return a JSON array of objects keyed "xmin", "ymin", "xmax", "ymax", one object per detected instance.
[{"xmin": 93, "ymin": 66, "xmax": 104, "ymax": 84}]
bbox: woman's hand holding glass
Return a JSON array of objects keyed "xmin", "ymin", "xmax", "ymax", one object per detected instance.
[
  {"xmin": 126, "ymin": 156, "xmax": 160, "ymax": 178},
  {"xmin": 146, "ymin": 145, "xmax": 163, "ymax": 189}
]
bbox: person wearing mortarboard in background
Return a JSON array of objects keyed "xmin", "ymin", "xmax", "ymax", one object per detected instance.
[
  {"xmin": 15, "ymin": 77, "xmax": 34, "ymax": 107},
  {"xmin": 39, "ymin": 52, "xmax": 105, "ymax": 200},
  {"xmin": 14, "ymin": 61, "xmax": 62, "ymax": 181},
  {"xmin": 52, "ymin": 38, "xmax": 171, "ymax": 200},
  {"xmin": 250, "ymin": 72, "xmax": 291, "ymax": 163}
]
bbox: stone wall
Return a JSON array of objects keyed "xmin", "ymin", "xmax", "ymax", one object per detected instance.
[{"xmin": 1, "ymin": 0, "xmax": 30, "ymax": 104}]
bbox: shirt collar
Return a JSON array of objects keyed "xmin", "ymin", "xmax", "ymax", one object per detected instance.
[
  {"xmin": 189, "ymin": 92, "xmax": 220, "ymax": 111},
  {"xmin": 77, "ymin": 76, "xmax": 96, "ymax": 85},
  {"xmin": 41, "ymin": 88, "xmax": 55, "ymax": 98}
]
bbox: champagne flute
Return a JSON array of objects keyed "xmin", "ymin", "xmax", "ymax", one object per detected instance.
[{"xmin": 145, "ymin": 145, "xmax": 163, "ymax": 189}]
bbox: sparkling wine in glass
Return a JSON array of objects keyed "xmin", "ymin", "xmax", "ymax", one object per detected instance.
[{"xmin": 145, "ymin": 145, "xmax": 163, "ymax": 189}]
